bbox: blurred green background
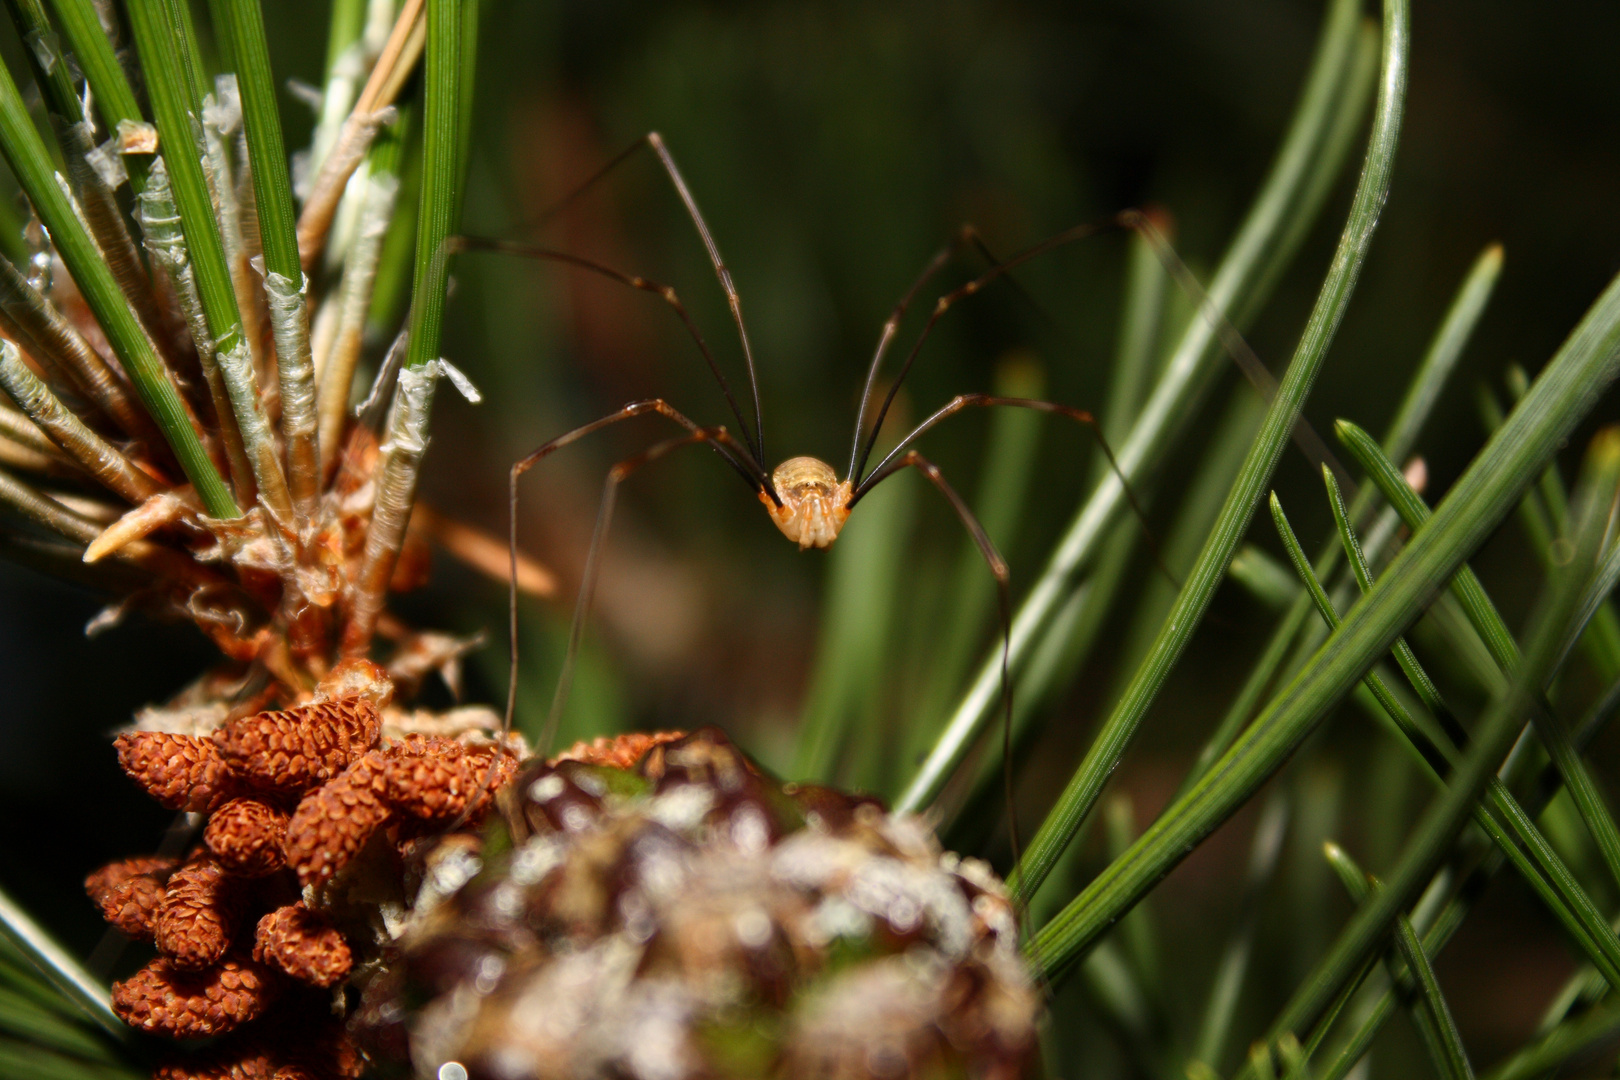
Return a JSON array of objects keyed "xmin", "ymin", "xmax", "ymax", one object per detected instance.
[{"xmin": 3, "ymin": 0, "xmax": 1620, "ymax": 1074}]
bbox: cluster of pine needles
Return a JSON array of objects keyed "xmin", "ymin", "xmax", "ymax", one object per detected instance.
[{"xmin": 0, "ymin": 0, "xmax": 483, "ymax": 1072}]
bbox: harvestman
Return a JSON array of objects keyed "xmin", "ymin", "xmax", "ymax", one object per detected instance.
[{"xmin": 459, "ymin": 132, "xmax": 1275, "ymax": 821}]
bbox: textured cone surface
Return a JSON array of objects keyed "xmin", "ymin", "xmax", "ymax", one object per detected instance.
[
  {"xmin": 206, "ymin": 798, "xmax": 291, "ymax": 877},
  {"xmin": 215, "ymin": 700, "xmax": 382, "ymax": 795},
  {"xmin": 284, "ymin": 749, "xmax": 394, "ymax": 886},
  {"xmin": 361, "ymin": 728, "xmax": 1038, "ymax": 1079},
  {"xmin": 86, "ymin": 856, "xmax": 178, "ymax": 939},
  {"xmin": 116, "ymin": 732, "xmax": 239, "ymax": 812},
  {"xmin": 154, "ymin": 858, "xmax": 243, "ymax": 969},
  {"xmin": 254, "ymin": 903, "xmax": 353, "ymax": 988},
  {"xmin": 112, "ymin": 956, "xmax": 278, "ymax": 1038}
]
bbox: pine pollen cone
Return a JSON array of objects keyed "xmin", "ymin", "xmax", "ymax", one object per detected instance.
[
  {"xmin": 84, "ymin": 856, "xmax": 178, "ymax": 940},
  {"xmin": 112, "ymin": 956, "xmax": 278, "ymax": 1039},
  {"xmin": 153, "ymin": 1044, "xmax": 276, "ymax": 1080},
  {"xmin": 284, "ymin": 749, "xmax": 393, "ymax": 888},
  {"xmin": 254, "ymin": 903, "xmax": 352, "ymax": 988},
  {"xmin": 205, "ymin": 798, "xmax": 291, "ymax": 878},
  {"xmin": 154, "ymin": 857, "xmax": 242, "ymax": 970},
  {"xmin": 383, "ymin": 742, "xmax": 518, "ymax": 821},
  {"xmin": 214, "ymin": 699, "xmax": 382, "ymax": 795},
  {"xmin": 115, "ymin": 732, "xmax": 238, "ymax": 813},
  {"xmin": 550, "ymin": 730, "xmax": 687, "ymax": 770}
]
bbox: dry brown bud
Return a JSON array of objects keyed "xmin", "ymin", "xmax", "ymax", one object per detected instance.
[
  {"xmin": 205, "ymin": 798, "xmax": 290, "ymax": 878},
  {"xmin": 384, "ymin": 744, "xmax": 517, "ymax": 822},
  {"xmin": 551, "ymin": 730, "xmax": 686, "ymax": 770},
  {"xmin": 253, "ymin": 903, "xmax": 352, "ymax": 988},
  {"xmin": 85, "ymin": 856, "xmax": 177, "ymax": 939},
  {"xmin": 154, "ymin": 858, "xmax": 242, "ymax": 969},
  {"xmin": 115, "ymin": 732, "xmax": 237, "ymax": 812},
  {"xmin": 112, "ymin": 956, "xmax": 277, "ymax": 1038},
  {"xmin": 284, "ymin": 750, "xmax": 391, "ymax": 887},
  {"xmin": 215, "ymin": 699, "xmax": 382, "ymax": 795}
]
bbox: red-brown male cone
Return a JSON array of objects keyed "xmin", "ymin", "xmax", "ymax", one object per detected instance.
[
  {"xmin": 254, "ymin": 903, "xmax": 352, "ymax": 988},
  {"xmin": 205, "ymin": 798, "xmax": 291, "ymax": 878},
  {"xmin": 215, "ymin": 699, "xmax": 382, "ymax": 795},
  {"xmin": 115, "ymin": 732, "xmax": 238, "ymax": 812},
  {"xmin": 384, "ymin": 742, "xmax": 517, "ymax": 822},
  {"xmin": 550, "ymin": 730, "xmax": 686, "ymax": 770},
  {"xmin": 284, "ymin": 749, "xmax": 392, "ymax": 887},
  {"xmin": 154, "ymin": 857, "xmax": 242, "ymax": 969},
  {"xmin": 112, "ymin": 956, "xmax": 278, "ymax": 1039},
  {"xmin": 85, "ymin": 856, "xmax": 178, "ymax": 940}
]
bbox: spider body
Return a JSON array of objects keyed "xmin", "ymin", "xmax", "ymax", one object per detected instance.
[{"xmin": 762, "ymin": 456, "xmax": 853, "ymax": 549}]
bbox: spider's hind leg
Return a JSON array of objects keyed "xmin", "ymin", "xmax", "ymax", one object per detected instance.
[
  {"xmin": 858, "ymin": 449, "xmax": 1021, "ymax": 880},
  {"xmin": 504, "ymin": 400, "xmax": 763, "ymax": 739}
]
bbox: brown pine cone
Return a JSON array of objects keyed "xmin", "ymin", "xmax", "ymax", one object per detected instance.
[
  {"xmin": 205, "ymin": 798, "xmax": 290, "ymax": 878},
  {"xmin": 112, "ymin": 956, "xmax": 278, "ymax": 1038},
  {"xmin": 154, "ymin": 1043, "xmax": 276, "ymax": 1079},
  {"xmin": 308, "ymin": 1023, "xmax": 366, "ymax": 1080},
  {"xmin": 276, "ymin": 1013, "xmax": 367, "ymax": 1080},
  {"xmin": 551, "ymin": 730, "xmax": 686, "ymax": 770},
  {"xmin": 115, "ymin": 732, "xmax": 237, "ymax": 812},
  {"xmin": 284, "ymin": 750, "xmax": 392, "ymax": 887},
  {"xmin": 154, "ymin": 857, "xmax": 242, "ymax": 969},
  {"xmin": 375, "ymin": 728, "xmax": 1039, "ymax": 1080},
  {"xmin": 85, "ymin": 856, "xmax": 178, "ymax": 940},
  {"xmin": 384, "ymin": 744, "xmax": 517, "ymax": 822},
  {"xmin": 85, "ymin": 854, "xmax": 178, "ymax": 895},
  {"xmin": 154, "ymin": 1009, "xmax": 363, "ymax": 1079},
  {"xmin": 253, "ymin": 904, "xmax": 352, "ymax": 988},
  {"xmin": 215, "ymin": 699, "xmax": 382, "ymax": 795}
]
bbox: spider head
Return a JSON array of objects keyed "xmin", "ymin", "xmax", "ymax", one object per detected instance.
[{"xmin": 760, "ymin": 456, "xmax": 852, "ymax": 550}]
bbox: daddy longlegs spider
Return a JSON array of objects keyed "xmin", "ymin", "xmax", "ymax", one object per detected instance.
[{"xmin": 461, "ymin": 132, "xmax": 1277, "ymax": 856}]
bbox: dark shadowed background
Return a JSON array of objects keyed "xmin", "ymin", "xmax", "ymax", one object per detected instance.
[{"xmin": 3, "ymin": 1, "xmax": 1619, "ymax": 1074}]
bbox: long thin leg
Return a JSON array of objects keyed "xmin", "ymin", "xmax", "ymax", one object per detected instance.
[
  {"xmin": 853, "ymin": 210, "xmax": 1351, "ymax": 491},
  {"xmin": 847, "ymin": 225, "xmax": 1057, "ymax": 481},
  {"xmin": 526, "ymin": 136, "xmax": 649, "ymax": 230},
  {"xmin": 858, "ymin": 394, "xmax": 1180, "ymax": 591},
  {"xmin": 644, "ymin": 133, "xmax": 766, "ymax": 467},
  {"xmin": 537, "ymin": 428, "xmax": 730, "ymax": 757},
  {"xmin": 853, "ymin": 216, "xmax": 1119, "ymax": 484},
  {"xmin": 848, "ymin": 226, "xmax": 981, "ymax": 480},
  {"xmin": 860, "ymin": 449, "xmax": 1022, "ymax": 879},
  {"xmin": 506, "ymin": 400, "xmax": 764, "ymax": 733},
  {"xmin": 450, "ymin": 235, "xmax": 765, "ymax": 470},
  {"xmin": 1119, "ymin": 209, "xmax": 1354, "ymax": 491},
  {"xmin": 502, "ymin": 132, "xmax": 768, "ymax": 467},
  {"xmin": 853, "ymin": 394, "xmax": 1173, "ymax": 579},
  {"xmin": 858, "ymin": 395, "xmax": 1107, "ymax": 501}
]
